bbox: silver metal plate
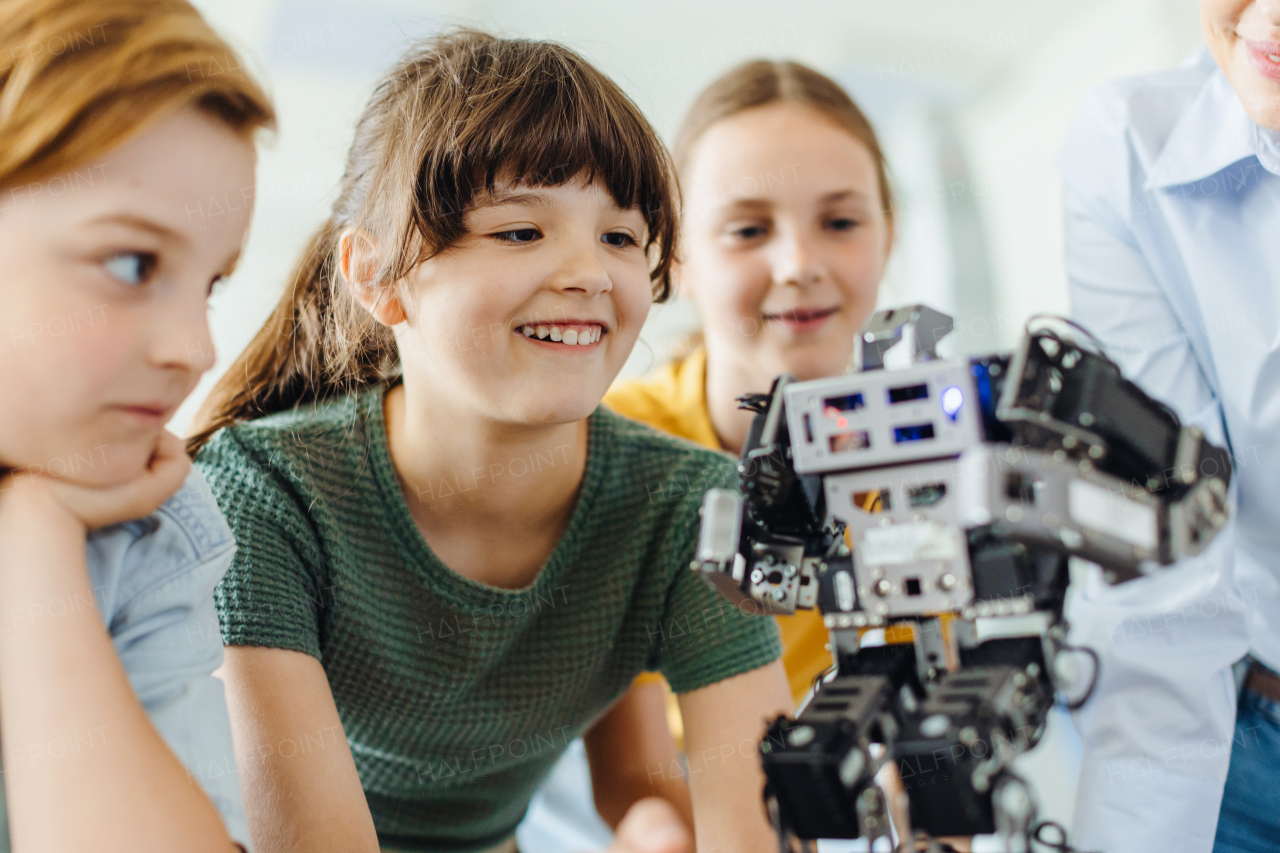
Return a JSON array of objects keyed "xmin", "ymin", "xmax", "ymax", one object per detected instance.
[{"xmin": 784, "ymin": 360, "xmax": 982, "ymax": 475}]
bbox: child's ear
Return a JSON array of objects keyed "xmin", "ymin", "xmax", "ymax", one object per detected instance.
[{"xmin": 339, "ymin": 228, "xmax": 407, "ymax": 326}]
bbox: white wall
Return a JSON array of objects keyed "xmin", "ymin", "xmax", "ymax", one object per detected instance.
[
  {"xmin": 959, "ymin": 0, "xmax": 1203, "ymax": 348},
  {"xmin": 177, "ymin": 0, "xmax": 1209, "ymax": 432}
]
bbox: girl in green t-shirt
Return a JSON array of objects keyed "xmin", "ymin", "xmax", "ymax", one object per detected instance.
[{"xmin": 189, "ymin": 29, "xmax": 791, "ymax": 853}]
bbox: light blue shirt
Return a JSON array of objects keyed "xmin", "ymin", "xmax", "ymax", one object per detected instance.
[
  {"xmin": 1059, "ymin": 48, "xmax": 1280, "ymax": 853},
  {"xmin": 0, "ymin": 469, "xmax": 249, "ymax": 851}
]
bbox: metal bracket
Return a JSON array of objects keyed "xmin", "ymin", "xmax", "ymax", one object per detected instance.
[{"xmin": 857, "ymin": 305, "xmax": 955, "ymax": 371}]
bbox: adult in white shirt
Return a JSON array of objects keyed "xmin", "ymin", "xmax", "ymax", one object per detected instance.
[{"xmin": 1059, "ymin": 1, "xmax": 1280, "ymax": 851}]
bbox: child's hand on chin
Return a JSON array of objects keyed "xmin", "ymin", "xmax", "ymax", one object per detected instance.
[
  {"xmin": 602, "ymin": 798, "xmax": 691, "ymax": 853},
  {"xmin": 2, "ymin": 431, "xmax": 191, "ymax": 533}
]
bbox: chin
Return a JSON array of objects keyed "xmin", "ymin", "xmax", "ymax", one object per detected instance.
[
  {"xmin": 506, "ymin": 394, "xmax": 601, "ymax": 425},
  {"xmin": 779, "ymin": 349, "xmax": 853, "ymax": 383},
  {"xmin": 1240, "ymin": 82, "xmax": 1280, "ymax": 130},
  {"xmin": 65, "ymin": 444, "xmax": 157, "ymax": 488},
  {"xmin": 34, "ymin": 427, "xmax": 160, "ymax": 488}
]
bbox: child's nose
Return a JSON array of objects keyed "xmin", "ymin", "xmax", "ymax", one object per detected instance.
[
  {"xmin": 770, "ymin": 228, "xmax": 821, "ymax": 287},
  {"xmin": 150, "ymin": 290, "xmax": 216, "ymax": 373},
  {"xmin": 548, "ymin": 238, "xmax": 613, "ymax": 296}
]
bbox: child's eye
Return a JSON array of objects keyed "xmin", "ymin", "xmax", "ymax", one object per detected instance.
[
  {"xmin": 730, "ymin": 224, "xmax": 769, "ymax": 241},
  {"xmin": 492, "ymin": 228, "xmax": 542, "ymax": 245},
  {"xmin": 103, "ymin": 251, "xmax": 158, "ymax": 286},
  {"xmin": 827, "ymin": 217, "xmax": 859, "ymax": 232},
  {"xmin": 601, "ymin": 231, "xmax": 638, "ymax": 249}
]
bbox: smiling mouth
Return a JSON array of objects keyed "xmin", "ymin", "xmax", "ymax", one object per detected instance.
[
  {"xmin": 762, "ymin": 306, "xmax": 840, "ymax": 324},
  {"xmin": 518, "ymin": 322, "xmax": 604, "ymax": 346},
  {"xmin": 1244, "ymin": 40, "xmax": 1280, "ymax": 79}
]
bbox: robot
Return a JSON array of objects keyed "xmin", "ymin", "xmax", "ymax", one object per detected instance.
[{"xmin": 692, "ymin": 306, "xmax": 1231, "ymax": 851}]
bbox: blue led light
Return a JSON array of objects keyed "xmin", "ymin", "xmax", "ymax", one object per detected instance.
[{"xmin": 941, "ymin": 385, "xmax": 964, "ymax": 419}]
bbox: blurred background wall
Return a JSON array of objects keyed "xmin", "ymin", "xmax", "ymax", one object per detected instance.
[
  {"xmin": 177, "ymin": 0, "xmax": 1207, "ymax": 835},
  {"xmin": 177, "ymin": 0, "xmax": 1205, "ymax": 433}
]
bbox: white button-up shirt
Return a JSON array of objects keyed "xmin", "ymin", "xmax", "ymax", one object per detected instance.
[{"xmin": 1058, "ymin": 47, "xmax": 1280, "ymax": 853}]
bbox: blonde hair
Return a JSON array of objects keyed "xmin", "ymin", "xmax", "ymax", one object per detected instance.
[
  {"xmin": 674, "ymin": 60, "xmax": 893, "ymax": 242},
  {"xmin": 0, "ymin": 0, "xmax": 275, "ymax": 191}
]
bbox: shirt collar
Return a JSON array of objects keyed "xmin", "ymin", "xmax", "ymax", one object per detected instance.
[{"xmin": 1146, "ymin": 55, "xmax": 1279, "ymax": 189}]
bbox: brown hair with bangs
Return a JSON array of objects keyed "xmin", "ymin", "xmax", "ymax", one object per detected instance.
[
  {"xmin": 673, "ymin": 60, "xmax": 893, "ymax": 243},
  {"xmin": 189, "ymin": 29, "xmax": 677, "ymax": 453}
]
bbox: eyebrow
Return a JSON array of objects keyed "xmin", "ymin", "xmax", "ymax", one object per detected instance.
[
  {"xmin": 719, "ymin": 189, "xmax": 871, "ymax": 214},
  {"xmin": 85, "ymin": 212, "xmax": 189, "ymax": 245},
  {"xmin": 818, "ymin": 189, "xmax": 870, "ymax": 204},
  {"xmin": 469, "ymin": 188, "xmax": 555, "ymax": 212}
]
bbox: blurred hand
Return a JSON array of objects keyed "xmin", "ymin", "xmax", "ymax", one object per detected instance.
[
  {"xmin": 1, "ymin": 431, "xmax": 189, "ymax": 532},
  {"xmin": 601, "ymin": 798, "xmax": 691, "ymax": 853}
]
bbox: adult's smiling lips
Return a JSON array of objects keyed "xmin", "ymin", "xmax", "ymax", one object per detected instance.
[
  {"xmin": 1245, "ymin": 39, "xmax": 1280, "ymax": 82},
  {"xmin": 762, "ymin": 305, "xmax": 840, "ymax": 333}
]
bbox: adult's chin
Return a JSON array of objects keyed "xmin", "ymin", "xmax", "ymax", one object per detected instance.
[{"xmin": 1231, "ymin": 46, "xmax": 1280, "ymax": 130}]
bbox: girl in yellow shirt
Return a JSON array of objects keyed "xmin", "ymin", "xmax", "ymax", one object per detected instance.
[{"xmin": 577, "ymin": 59, "xmax": 896, "ymax": 835}]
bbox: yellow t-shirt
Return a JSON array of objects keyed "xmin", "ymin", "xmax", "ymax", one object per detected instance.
[{"xmin": 604, "ymin": 348, "xmax": 833, "ymax": 705}]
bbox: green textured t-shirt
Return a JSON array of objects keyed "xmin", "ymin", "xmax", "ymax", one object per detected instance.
[{"xmin": 196, "ymin": 384, "xmax": 781, "ymax": 852}]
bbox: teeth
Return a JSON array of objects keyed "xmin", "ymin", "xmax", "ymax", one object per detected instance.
[
  {"xmin": 1270, "ymin": 54, "xmax": 1280, "ymax": 63},
  {"xmin": 522, "ymin": 324, "xmax": 603, "ymax": 344}
]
